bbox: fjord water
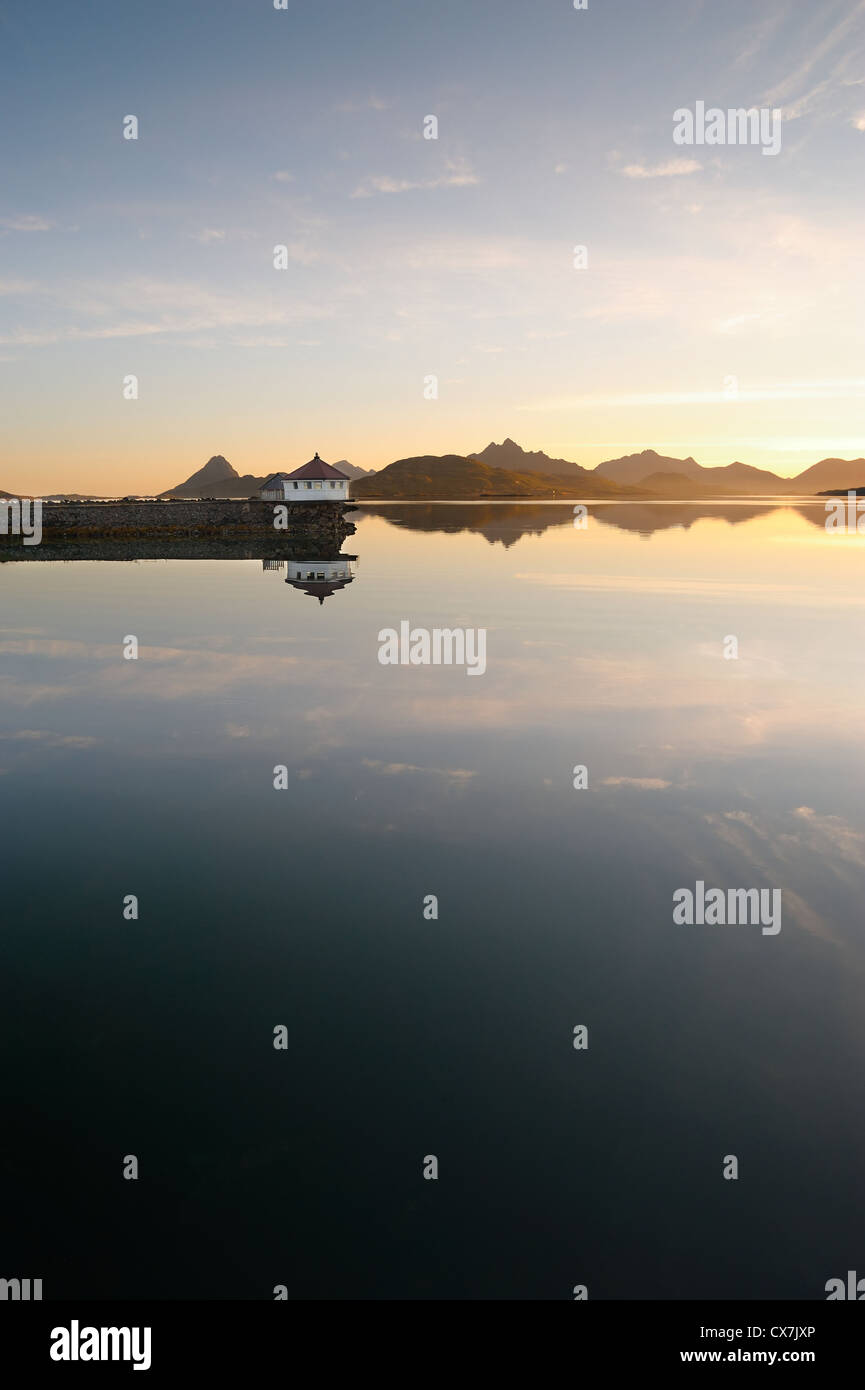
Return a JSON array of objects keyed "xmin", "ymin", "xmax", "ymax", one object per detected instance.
[{"xmin": 2, "ymin": 501, "xmax": 864, "ymax": 1300}]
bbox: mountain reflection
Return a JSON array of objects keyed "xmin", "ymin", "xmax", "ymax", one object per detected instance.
[{"xmin": 356, "ymin": 500, "xmax": 827, "ymax": 544}]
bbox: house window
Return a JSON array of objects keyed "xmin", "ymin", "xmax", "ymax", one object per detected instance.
[
  {"xmin": 314, "ymin": 481, "xmax": 322, "ymax": 490},
  {"xmin": 305, "ymin": 481, "xmax": 312, "ymax": 490},
  {"xmin": 293, "ymin": 481, "xmax": 299, "ymax": 490}
]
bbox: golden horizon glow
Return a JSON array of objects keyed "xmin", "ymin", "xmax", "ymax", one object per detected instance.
[{"xmin": 3, "ymin": 1, "xmax": 864, "ymax": 494}]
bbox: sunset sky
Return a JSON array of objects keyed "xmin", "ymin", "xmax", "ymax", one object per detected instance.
[{"xmin": 2, "ymin": 0, "xmax": 864, "ymax": 494}]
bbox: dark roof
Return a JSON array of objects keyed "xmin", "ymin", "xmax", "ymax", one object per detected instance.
[
  {"xmin": 285, "ymin": 453, "xmax": 349, "ymax": 481},
  {"xmin": 284, "ymin": 577, "xmax": 354, "ymax": 604},
  {"xmin": 260, "ymin": 472, "xmax": 292, "ymax": 490}
]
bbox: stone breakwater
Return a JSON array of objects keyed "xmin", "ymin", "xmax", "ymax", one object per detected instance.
[
  {"xmin": 0, "ymin": 537, "xmax": 356, "ymax": 563},
  {"xmin": 15, "ymin": 499, "xmax": 355, "ymax": 544}
]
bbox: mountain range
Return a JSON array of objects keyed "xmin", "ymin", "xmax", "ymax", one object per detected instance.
[
  {"xmin": 471, "ymin": 441, "xmax": 865, "ymax": 495},
  {"xmin": 160, "ymin": 443, "xmax": 865, "ymax": 501},
  {"xmin": 350, "ymin": 453, "xmax": 637, "ymax": 500},
  {"xmin": 353, "ymin": 442, "xmax": 865, "ymax": 500},
  {"xmin": 159, "ymin": 454, "xmax": 373, "ymax": 498},
  {"xmin": 7, "ymin": 441, "xmax": 865, "ymax": 502}
]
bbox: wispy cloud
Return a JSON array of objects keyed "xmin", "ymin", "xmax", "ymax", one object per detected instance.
[
  {"xmin": 0, "ymin": 729, "xmax": 99, "ymax": 747},
  {"xmin": 335, "ymin": 93, "xmax": 390, "ymax": 113},
  {"xmin": 780, "ymin": 806, "xmax": 865, "ymax": 869},
  {"xmin": 362, "ymin": 758, "xmax": 475, "ymax": 782},
  {"xmin": 733, "ymin": 8, "xmax": 790, "ymax": 70},
  {"xmin": 0, "ymin": 279, "xmax": 38, "ymax": 295},
  {"xmin": 0, "ymin": 275, "xmax": 340, "ymax": 347},
  {"xmin": 0, "ymin": 215, "xmax": 53, "ymax": 231},
  {"xmin": 403, "ymin": 236, "xmax": 523, "ymax": 271},
  {"xmin": 620, "ymin": 158, "xmax": 702, "ymax": 179},
  {"xmin": 351, "ymin": 158, "xmax": 479, "ymax": 198},
  {"xmin": 764, "ymin": 0, "xmax": 865, "ymax": 108}
]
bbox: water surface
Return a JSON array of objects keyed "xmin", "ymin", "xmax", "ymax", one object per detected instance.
[{"xmin": 2, "ymin": 501, "xmax": 864, "ymax": 1299}]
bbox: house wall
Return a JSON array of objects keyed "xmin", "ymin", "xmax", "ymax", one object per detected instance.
[
  {"xmin": 282, "ymin": 479, "xmax": 349, "ymax": 501},
  {"xmin": 287, "ymin": 558, "xmax": 357, "ymax": 583}
]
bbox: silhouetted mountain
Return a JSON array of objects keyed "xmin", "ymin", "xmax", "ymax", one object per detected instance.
[
  {"xmin": 603, "ymin": 451, "xmax": 865, "ymax": 496},
  {"xmin": 595, "ymin": 449, "xmax": 703, "ymax": 485},
  {"xmin": 639, "ymin": 471, "xmax": 719, "ymax": 498},
  {"xmin": 632, "ymin": 463, "xmax": 784, "ymax": 496},
  {"xmin": 700, "ymin": 460, "xmax": 793, "ymax": 494},
  {"xmin": 181, "ymin": 455, "xmax": 236, "ymax": 485},
  {"xmin": 17, "ymin": 442, "xmax": 865, "ymax": 503},
  {"xmin": 161, "ymin": 453, "xmax": 371, "ymax": 498},
  {"xmin": 332, "ymin": 459, "xmax": 373, "ymax": 480},
  {"xmin": 594, "ymin": 449, "xmax": 806, "ymax": 494},
  {"xmin": 795, "ymin": 458, "xmax": 865, "ymax": 491},
  {"xmin": 470, "ymin": 437, "xmax": 589, "ymax": 477},
  {"xmin": 341, "ymin": 445, "xmax": 820, "ymax": 502},
  {"xmin": 161, "ymin": 456, "xmax": 251, "ymax": 498},
  {"xmin": 350, "ymin": 454, "xmax": 644, "ymax": 500}
]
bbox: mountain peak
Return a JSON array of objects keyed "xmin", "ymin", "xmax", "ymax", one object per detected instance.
[
  {"xmin": 195, "ymin": 455, "xmax": 238, "ymax": 482},
  {"xmin": 595, "ymin": 449, "xmax": 704, "ymax": 486},
  {"xmin": 471, "ymin": 438, "xmax": 587, "ymax": 477},
  {"xmin": 159, "ymin": 454, "xmax": 243, "ymax": 498}
]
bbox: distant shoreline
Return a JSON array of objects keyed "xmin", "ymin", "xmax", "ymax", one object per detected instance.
[{"xmin": 352, "ymin": 494, "xmax": 823, "ymax": 506}]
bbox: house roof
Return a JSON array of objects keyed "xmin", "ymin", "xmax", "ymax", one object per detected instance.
[
  {"xmin": 285, "ymin": 577, "xmax": 354, "ymax": 604},
  {"xmin": 285, "ymin": 453, "xmax": 349, "ymax": 481},
  {"xmin": 260, "ymin": 472, "xmax": 293, "ymax": 490}
]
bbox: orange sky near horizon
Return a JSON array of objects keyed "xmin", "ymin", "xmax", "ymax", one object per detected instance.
[
  {"xmin": 6, "ymin": 413, "xmax": 863, "ymax": 497},
  {"xmin": 3, "ymin": 0, "xmax": 865, "ymax": 496}
]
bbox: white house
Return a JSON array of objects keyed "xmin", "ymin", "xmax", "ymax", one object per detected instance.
[
  {"xmin": 285, "ymin": 556, "xmax": 358, "ymax": 604},
  {"xmin": 260, "ymin": 453, "xmax": 350, "ymax": 502}
]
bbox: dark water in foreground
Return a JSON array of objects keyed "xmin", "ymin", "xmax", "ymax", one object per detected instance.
[{"xmin": 2, "ymin": 501, "xmax": 864, "ymax": 1300}]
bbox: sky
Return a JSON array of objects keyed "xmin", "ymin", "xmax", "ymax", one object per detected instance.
[{"xmin": 1, "ymin": 0, "xmax": 864, "ymax": 494}]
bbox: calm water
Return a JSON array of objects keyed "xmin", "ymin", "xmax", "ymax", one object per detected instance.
[{"xmin": 2, "ymin": 501, "xmax": 864, "ymax": 1300}]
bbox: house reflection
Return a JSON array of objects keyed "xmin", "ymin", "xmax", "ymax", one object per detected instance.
[{"xmin": 261, "ymin": 554, "xmax": 358, "ymax": 603}]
